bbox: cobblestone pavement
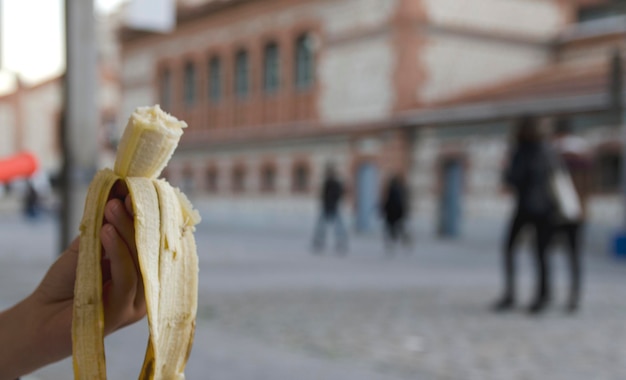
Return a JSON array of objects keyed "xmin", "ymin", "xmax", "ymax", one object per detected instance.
[{"xmin": 2, "ymin": 213, "xmax": 626, "ymax": 380}]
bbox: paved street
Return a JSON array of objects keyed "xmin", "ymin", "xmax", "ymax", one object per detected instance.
[{"xmin": 2, "ymin": 211, "xmax": 626, "ymax": 380}]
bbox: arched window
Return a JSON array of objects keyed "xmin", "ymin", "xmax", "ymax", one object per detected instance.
[
  {"xmin": 232, "ymin": 164, "xmax": 246, "ymax": 193},
  {"xmin": 183, "ymin": 61, "xmax": 196, "ymax": 106},
  {"xmin": 234, "ymin": 49, "xmax": 249, "ymax": 99},
  {"xmin": 292, "ymin": 161, "xmax": 310, "ymax": 193},
  {"xmin": 263, "ymin": 42, "xmax": 280, "ymax": 93},
  {"xmin": 208, "ymin": 56, "xmax": 221, "ymax": 102},
  {"xmin": 182, "ymin": 166, "xmax": 195, "ymax": 194},
  {"xmin": 206, "ymin": 166, "xmax": 218, "ymax": 193},
  {"xmin": 260, "ymin": 163, "xmax": 276, "ymax": 192},
  {"xmin": 295, "ymin": 33, "xmax": 314, "ymax": 89},
  {"xmin": 159, "ymin": 67, "xmax": 172, "ymax": 110}
]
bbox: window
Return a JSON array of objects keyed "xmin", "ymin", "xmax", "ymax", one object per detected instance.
[
  {"xmin": 234, "ymin": 50, "xmax": 249, "ymax": 99},
  {"xmin": 232, "ymin": 165, "xmax": 246, "ymax": 193},
  {"xmin": 263, "ymin": 42, "xmax": 280, "ymax": 93},
  {"xmin": 206, "ymin": 167, "xmax": 218, "ymax": 193},
  {"xmin": 292, "ymin": 162, "xmax": 310, "ymax": 193},
  {"xmin": 160, "ymin": 67, "xmax": 172, "ymax": 110},
  {"xmin": 184, "ymin": 61, "xmax": 196, "ymax": 106},
  {"xmin": 295, "ymin": 33, "xmax": 314, "ymax": 89},
  {"xmin": 208, "ymin": 56, "xmax": 221, "ymax": 102},
  {"xmin": 182, "ymin": 167, "xmax": 195, "ymax": 194},
  {"xmin": 596, "ymin": 151, "xmax": 621, "ymax": 192},
  {"xmin": 261, "ymin": 164, "xmax": 276, "ymax": 192}
]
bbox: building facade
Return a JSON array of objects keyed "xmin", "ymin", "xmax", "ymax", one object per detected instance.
[{"xmin": 120, "ymin": 0, "xmax": 624, "ymax": 244}]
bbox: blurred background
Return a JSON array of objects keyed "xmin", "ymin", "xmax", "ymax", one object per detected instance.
[{"xmin": 2, "ymin": 0, "xmax": 626, "ymax": 379}]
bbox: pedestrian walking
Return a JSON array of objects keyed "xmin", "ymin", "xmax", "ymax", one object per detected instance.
[
  {"xmin": 550, "ymin": 117, "xmax": 592, "ymax": 313},
  {"xmin": 23, "ymin": 180, "xmax": 40, "ymax": 219},
  {"xmin": 492, "ymin": 116, "xmax": 559, "ymax": 314},
  {"xmin": 312, "ymin": 164, "xmax": 348, "ymax": 253},
  {"xmin": 381, "ymin": 174, "xmax": 411, "ymax": 253}
]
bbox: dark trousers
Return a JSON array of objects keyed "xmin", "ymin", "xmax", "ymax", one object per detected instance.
[
  {"xmin": 501, "ymin": 211, "xmax": 554, "ymax": 305},
  {"xmin": 384, "ymin": 219, "xmax": 410, "ymax": 247},
  {"xmin": 553, "ymin": 222, "xmax": 583, "ymax": 307}
]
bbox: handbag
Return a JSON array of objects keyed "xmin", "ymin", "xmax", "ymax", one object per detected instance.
[{"xmin": 550, "ymin": 167, "xmax": 581, "ymax": 222}]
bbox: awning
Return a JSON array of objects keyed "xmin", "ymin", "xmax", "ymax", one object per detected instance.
[{"xmin": 0, "ymin": 152, "xmax": 39, "ymax": 182}]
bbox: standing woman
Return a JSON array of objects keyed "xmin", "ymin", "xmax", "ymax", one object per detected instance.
[
  {"xmin": 381, "ymin": 174, "xmax": 411, "ymax": 253},
  {"xmin": 552, "ymin": 117, "xmax": 592, "ymax": 312},
  {"xmin": 492, "ymin": 116, "xmax": 558, "ymax": 314}
]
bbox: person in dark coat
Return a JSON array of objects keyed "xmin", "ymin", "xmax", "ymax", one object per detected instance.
[
  {"xmin": 551, "ymin": 117, "xmax": 592, "ymax": 313},
  {"xmin": 492, "ymin": 116, "xmax": 558, "ymax": 314},
  {"xmin": 312, "ymin": 164, "xmax": 348, "ymax": 253},
  {"xmin": 381, "ymin": 174, "xmax": 411, "ymax": 252},
  {"xmin": 23, "ymin": 180, "xmax": 40, "ymax": 219}
]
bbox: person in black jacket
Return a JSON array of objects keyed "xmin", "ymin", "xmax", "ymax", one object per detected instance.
[
  {"xmin": 312, "ymin": 164, "xmax": 348, "ymax": 253},
  {"xmin": 381, "ymin": 174, "xmax": 411, "ymax": 253},
  {"xmin": 492, "ymin": 116, "xmax": 558, "ymax": 314}
]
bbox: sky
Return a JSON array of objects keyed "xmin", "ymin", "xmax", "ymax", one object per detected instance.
[{"xmin": 0, "ymin": 0, "xmax": 126, "ymax": 89}]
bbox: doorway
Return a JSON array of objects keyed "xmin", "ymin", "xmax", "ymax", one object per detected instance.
[
  {"xmin": 438, "ymin": 158, "xmax": 464, "ymax": 237},
  {"xmin": 356, "ymin": 162, "xmax": 379, "ymax": 232}
]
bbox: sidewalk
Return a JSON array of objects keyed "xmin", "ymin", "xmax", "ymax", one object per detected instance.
[{"xmin": 2, "ymin": 212, "xmax": 626, "ymax": 379}]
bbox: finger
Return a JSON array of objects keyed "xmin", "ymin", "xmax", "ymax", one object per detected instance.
[
  {"xmin": 101, "ymin": 223, "xmax": 143, "ymax": 333},
  {"xmin": 104, "ymin": 199, "xmax": 137, "ymax": 263},
  {"xmin": 108, "ymin": 180, "xmax": 129, "ymax": 202},
  {"xmin": 113, "ymin": 194, "xmax": 145, "ymax": 312},
  {"xmin": 125, "ymin": 193, "xmax": 134, "ymax": 216}
]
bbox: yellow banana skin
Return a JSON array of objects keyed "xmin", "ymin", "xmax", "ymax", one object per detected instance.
[{"xmin": 72, "ymin": 105, "xmax": 200, "ymax": 380}]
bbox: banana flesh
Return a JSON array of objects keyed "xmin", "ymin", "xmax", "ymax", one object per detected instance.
[{"xmin": 72, "ymin": 105, "xmax": 200, "ymax": 380}]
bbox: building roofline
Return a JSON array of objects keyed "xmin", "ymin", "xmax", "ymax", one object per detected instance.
[
  {"xmin": 401, "ymin": 92, "xmax": 610, "ymax": 127},
  {"xmin": 557, "ymin": 15, "xmax": 626, "ymax": 45},
  {"xmin": 119, "ymin": 0, "xmax": 256, "ymax": 43}
]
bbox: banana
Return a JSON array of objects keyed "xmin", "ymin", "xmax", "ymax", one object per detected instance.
[{"xmin": 72, "ymin": 105, "xmax": 200, "ymax": 380}]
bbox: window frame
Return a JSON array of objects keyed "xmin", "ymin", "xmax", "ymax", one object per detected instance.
[
  {"xmin": 295, "ymin": 33, "xmax": 315, "ymax": 90},
  {"xmin": 183, "ymin": 61, "xmax": 197, "ymax": 107},
  {"xmin": 208, "ymin": 55, "xmax": 222, "ymax": 103},
  {"xmin": 260, "ymin": 163, "xmax": 277, "ymax": 193},
  {"xmin": 263, "ymin": 41, "xmax": 280, "ymax": 94},
  {"xmin": 232, "ymin": 164, "xmax": 247, "ymax": 193},
  {"xmin": 159, "ymin": 67, "xmax": 172, "ymax": 110},
  {"xmin": 292, "ymin": 161, "xmax": 311, "ymax": 193},
  {"xmin": 234, "ymin": 49, "xmax": 250, "ymax": 99},
  {"xmin": 206, "ymin": 166, "xmax": 219, "ymax": 193}
]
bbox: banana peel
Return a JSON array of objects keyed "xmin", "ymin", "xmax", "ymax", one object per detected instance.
[{"xmin": 72, "ymin": 105, "xmax": 200, "ymax": 379}]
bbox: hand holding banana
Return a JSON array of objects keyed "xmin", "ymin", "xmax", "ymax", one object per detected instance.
[{"xmin": 72, "ymin": 105, "xmax": 200, "ymax": 379}]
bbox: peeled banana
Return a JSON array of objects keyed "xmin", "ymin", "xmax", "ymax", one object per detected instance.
[{"xmin": 72, "ymin": 105, "xmax": 200, "ymax": 379}]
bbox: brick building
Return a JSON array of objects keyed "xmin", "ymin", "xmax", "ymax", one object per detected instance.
[{"xmin": 119, "ymin": 0, "xmax": 625, "ymax": 240}]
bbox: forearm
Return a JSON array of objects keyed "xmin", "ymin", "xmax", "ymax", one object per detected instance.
[
  {"xmin": 0, "ymin": 294, "xmax": 72, "ymax": 380},
  {"xmin": 0, "ymin": 297, "xmax": 39, "ymax": 380}
]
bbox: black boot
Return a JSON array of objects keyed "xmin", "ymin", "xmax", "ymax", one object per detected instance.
[
  {"xmin": 491, "ymin": 296, "xmax": 515, "ymax": 312},
  {"xmin": 527, "ymin": 298, "xmax": 549, "ymax": 315}
]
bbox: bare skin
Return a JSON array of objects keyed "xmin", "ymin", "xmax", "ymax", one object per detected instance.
[{"xmin": 0, "ymin": 188, "xmax": 146, "ymax": 380}]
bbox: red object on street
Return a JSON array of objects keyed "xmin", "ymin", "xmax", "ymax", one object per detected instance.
[{"xmin": 0, "ymin": 152, "xmax": 39, "ymax": 182}]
